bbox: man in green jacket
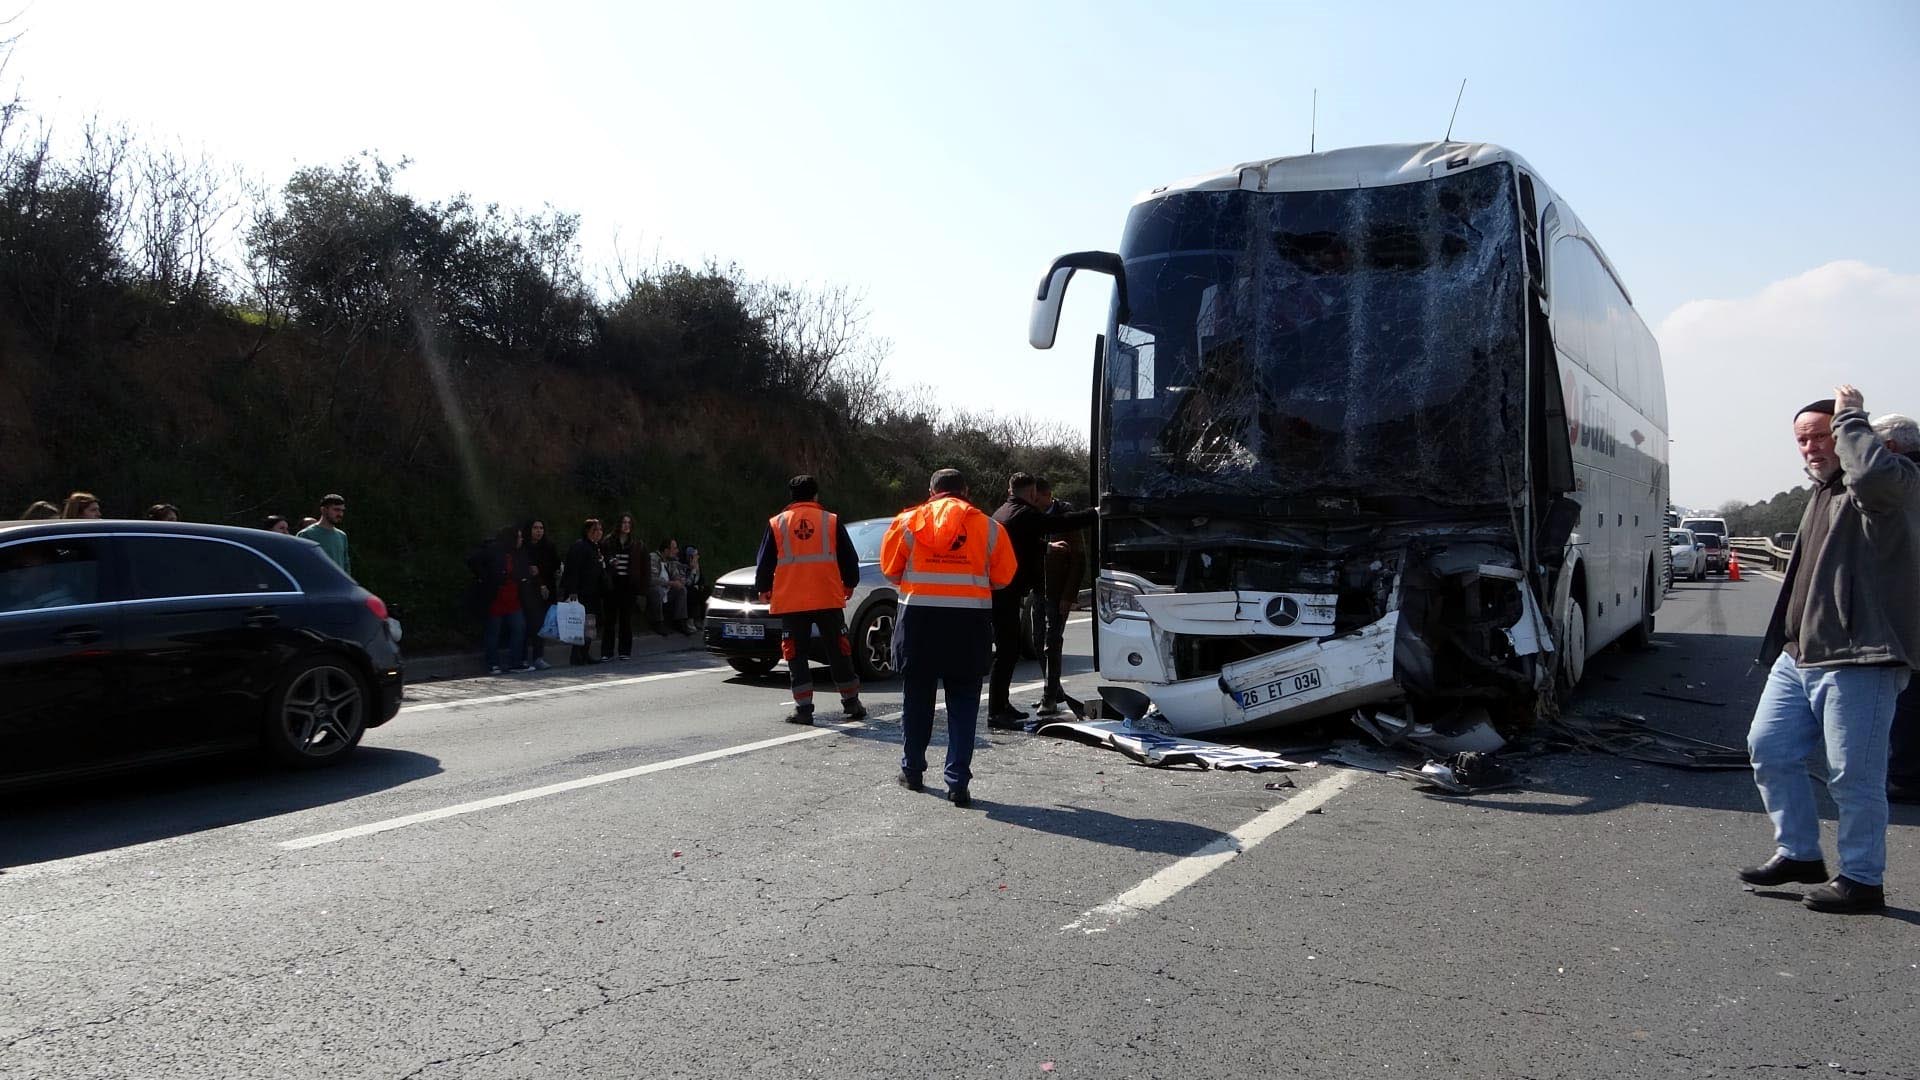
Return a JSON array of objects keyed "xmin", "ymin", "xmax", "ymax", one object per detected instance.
[
  {"xmin": 1740, "ymin": 386, "xmax": 1919, "ymax": 913},
  {"xmin": 298, "ymin": 493, "xmax": 352, "ymax": 577}
]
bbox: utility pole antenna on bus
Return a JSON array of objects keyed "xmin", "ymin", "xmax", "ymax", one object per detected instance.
[
  {"xmin": 1444, "ymin": 78, "xmax": 1467, "ymax": 142},
  {"xmin": 1310, "ymin": 88, "xmax": 1317, "ymax": 153}
]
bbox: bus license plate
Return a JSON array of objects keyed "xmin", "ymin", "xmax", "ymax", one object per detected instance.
[
  {"xmin": 722, "ymin": 623, "xmax": 766, "ymax": 640},
  {"xmin": 1233, "ymin": 668, "xmax": 1323, "ymax": 710}
]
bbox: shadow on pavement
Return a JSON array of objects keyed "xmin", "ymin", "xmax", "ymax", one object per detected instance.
[
  {"xmin": 979, "ymin": 800, "xmax": 1235, "ymax": 856},
  {"xmin": 0, "ymin": 747, "xmax": 443, "ymax": 871},
  {"xmin": 1745, "ymin": 888, "xmax": 1920, "ymax": 926}
]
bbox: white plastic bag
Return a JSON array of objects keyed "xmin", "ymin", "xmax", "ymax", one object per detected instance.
[{"xmin": 554, "ymin": 600, "xmax": 587, "ymax": 646}]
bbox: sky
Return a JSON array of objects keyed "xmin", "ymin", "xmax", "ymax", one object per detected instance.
[{"xmin": 6, "ymin": 0, "xmax": 1918, "ymax": 510}]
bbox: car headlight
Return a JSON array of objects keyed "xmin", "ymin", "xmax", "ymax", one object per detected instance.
[{"xmin": 1095, "ymin": 577, "xmax": 1146, "ymax": 624}]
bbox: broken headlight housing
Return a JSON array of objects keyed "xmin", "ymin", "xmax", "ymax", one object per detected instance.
[{"xmin": 1095, "ymin": 574, "xmax": 1149, "ymax": 624}]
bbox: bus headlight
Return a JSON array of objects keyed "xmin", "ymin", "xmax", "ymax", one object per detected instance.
[{"xmin": 1096, "ymin": 577, "xmax": 1146, "ymax": 623}]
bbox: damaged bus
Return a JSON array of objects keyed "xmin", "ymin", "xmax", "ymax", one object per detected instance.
[{"xmin": 1028, "ymin": 142, "xmax": 1667, "ymax": 737}]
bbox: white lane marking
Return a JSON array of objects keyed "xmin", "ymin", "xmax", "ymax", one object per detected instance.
[
  {"xmin": 1061, "ymin": 769, "xmax": 1362, "ymax": 934},
  {"xmin": 1750, "ymin": 570, "xmax": 1785, "ymax": 583},
  {"xmin": 283, "ymin": 679, "xmax": 1051, "ymax": 850},
  {"xmin": 402, "ymin": 666, "xmax": 718, "ymax": 713}
]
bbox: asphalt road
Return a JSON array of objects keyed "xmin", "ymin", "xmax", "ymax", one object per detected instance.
[{"xmin": 3, "ymin": 583, "xmax": 1916, "ymax": 1079}]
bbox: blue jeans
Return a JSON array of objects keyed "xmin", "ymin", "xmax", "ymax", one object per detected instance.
[
  {"xmin": 1748, "ymin": 653, "xmax": 1910, "ymax": 885},
  {"xmin": 485, "ymin": 610, "xmax": 526, "ymax": 671},
  {"xmin": 900, "ymin": 671, "xmax": 983, "ymax": 789}
]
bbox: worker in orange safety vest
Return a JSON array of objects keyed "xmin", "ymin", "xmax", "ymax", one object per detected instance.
[
  {"xmin": 879, "ymin": 468, "xmax": 1017, "ymax": 807},
  {"xmin": 754, "ymin": 475, "xmax": 866, "ymax": 724}
]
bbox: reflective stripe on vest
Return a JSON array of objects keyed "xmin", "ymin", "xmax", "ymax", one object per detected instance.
[
  {"xmin": 770, "ymin": 504, "xmax": 845, "ymax": 615},
  {"xmin": 777, "ymin": 508, "xmax": 837, "ymax": 566},
  {"xmin": 893, "ymin": 509, "xmax": 996, "ymax": 609}
]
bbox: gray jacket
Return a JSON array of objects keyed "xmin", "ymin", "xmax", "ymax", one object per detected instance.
[{"xmin": 1760, "ymin": 408, "xmax": 1920, "ymax": 670}]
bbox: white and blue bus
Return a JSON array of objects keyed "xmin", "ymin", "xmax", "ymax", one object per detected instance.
[{"xmin": 1029, "ymin": 142, "xmax": 1666, "ymax": 735}]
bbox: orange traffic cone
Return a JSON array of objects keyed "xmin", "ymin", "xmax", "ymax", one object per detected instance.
[{"xmin": 1727, "ymin": 550, "xmax": 1742, "ymax": 582}]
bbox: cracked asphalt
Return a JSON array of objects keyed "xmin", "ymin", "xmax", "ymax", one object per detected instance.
[{"xmin": 3, "ymin": 581, "xmax": 1917, "ymax": 1079}]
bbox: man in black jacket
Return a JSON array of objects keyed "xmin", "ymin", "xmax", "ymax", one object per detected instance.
[
  {"xmin": 1872, "ymin": 412, "xmax": 1920, "ymax": 804},
  {"xmin": 987, "ymin": 472, "xmax": 1096, "ymax": 727}
]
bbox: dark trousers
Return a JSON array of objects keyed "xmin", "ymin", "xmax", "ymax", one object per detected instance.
[
  {"xmin": 781, "ymin": 609, "xmax": 860, "ymax": 713},
  {"xmin": 901, "ymin": 671, "xmax": 983, "ymax": 788},
  {"xmin": 1892, "ymin": 679, "xmax": 1920, "ymax": 784},
  {"xmin": 524, "ymin": 600, "xmax": 549, "ymax": 663},
  {"xmin": 602, "ymin": 585, "xmax": 636, "ymax": 659},
  {"xmin": 989, "ymin": 585, "xmax": 1031, "ymax": 709},
  {"xmin": 1041, "ymin": 592, "xmax": 1069, "ymax": 702}
]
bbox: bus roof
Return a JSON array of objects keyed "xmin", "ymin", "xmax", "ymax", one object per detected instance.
[
  {"xmin": 1138, "ymin": 141, "xmax": 1538, "ymax": 201},
  {"xmin": 1139, "ymin": 141, "xmax": 1635, "ymax": 309}
]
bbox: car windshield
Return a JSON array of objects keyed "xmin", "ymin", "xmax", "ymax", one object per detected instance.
[
  {"xmin": 846, "ymin": 519, "xmax": 889, "ymax": 562},
  {"xmin": 1104, "ymin": 162, "xmax": 1527, "ymax": 507},
  {"xmin": 1680, "ymin": 520, "xmax": 1724, "ymax": 537}
]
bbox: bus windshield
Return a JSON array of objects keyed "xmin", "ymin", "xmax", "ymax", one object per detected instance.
[{"xmin": 1105, "ymin": 162, "xmax": 1527, "ymax": 508}]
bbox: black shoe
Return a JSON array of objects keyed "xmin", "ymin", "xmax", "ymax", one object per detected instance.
[
  {"xmin": 843, "ymin": 699, "xmax": 869, "ymax": 721},
  {"xmin": 1802, "ymin": 876, "xmax": 1886, "ymax": 913},
  {"xmin": 783, "ymin": 710, "xmax": 815, "ymax": 726},
  {"xmin": 897, "ymin": 770, "xmax": 923, "ymax": 792},
  {"xmin": 1890, "ymin": 777, "xmax": 1920, "ymax": 805},
  {"xmin": 947, "ymin": 786, "xmax": 971, "ymax": 808},
  {"xmin": 1738, "ymin": 854, "xmax": 1830, "ymax": 887}
]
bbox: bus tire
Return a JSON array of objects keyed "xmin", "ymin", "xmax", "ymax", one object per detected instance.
[
  {"xmin": 1555, "ymin": 595, "xmax": 1588, "ymax": 706},
  {"xmin": 1622, "ymin": 564, "xmax": 1656, "ymax": 651}
]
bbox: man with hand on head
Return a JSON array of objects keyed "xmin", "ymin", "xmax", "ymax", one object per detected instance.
[{"xmin": 1741, "ymin": 385, "xmax": 1918, "ymax": 913}]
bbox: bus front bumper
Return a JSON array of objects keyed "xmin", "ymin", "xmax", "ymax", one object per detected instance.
[{"xmin": 1094, "ymin": 611, "xmax": 1402, "ymax": 736}]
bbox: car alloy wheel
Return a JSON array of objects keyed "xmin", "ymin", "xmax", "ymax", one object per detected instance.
[
  {"xmin": 281, "ymin": 662, "xmax": 366, "ymax": 759},
  {"xmin": 855, "ymin": 603, "xmax": 897, "ymax": 681}
]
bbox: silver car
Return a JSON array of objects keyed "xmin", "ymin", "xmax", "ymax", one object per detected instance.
[
  {"xmin": 702, "ymin": 517, "xmax": 897, "ymax": 681},
  {"xmin": 1669, "ymin": 528, "xmax": 1703, "ymax": 583}
]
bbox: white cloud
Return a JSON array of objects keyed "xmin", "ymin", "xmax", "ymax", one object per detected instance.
[{"xmin": 1657, "ymin": 261, "xmax": 1920, "ymax": 510}]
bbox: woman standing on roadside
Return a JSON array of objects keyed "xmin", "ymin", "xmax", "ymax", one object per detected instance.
[
  {"xmin": 522, "ymin": 518, "xmax": 560, "ymax": 670},
  {"xmin": 560, "ymin": 518, "xmax": 608, "ymax": 666},
  {"xmin": 601, "ymin": 512, "xmax": 641, "ymax": 660}
]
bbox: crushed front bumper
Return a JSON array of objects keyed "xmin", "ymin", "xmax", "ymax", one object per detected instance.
[{"xmin": 1095, "ymin": 610, "xmax": 1402, "ymax": 736}]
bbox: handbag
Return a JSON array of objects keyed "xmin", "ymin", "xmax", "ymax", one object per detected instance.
[{"xmin": 538, "ymin": 604, "xmax": 560, "ymax": 641}]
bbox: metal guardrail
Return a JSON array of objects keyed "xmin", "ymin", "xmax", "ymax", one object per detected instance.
[{"xmin": 1727, "ymin": 537, "xmax": 1792, "ymax": 572}]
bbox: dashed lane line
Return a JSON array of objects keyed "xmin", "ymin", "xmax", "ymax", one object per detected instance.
[
  {"xmin": 280, "ymin": 679, "xmax": 1050, "ymax": 850},
  {"xmin": 1061, "ymin": 768, "xmax": 1363, "ymax": 934}
]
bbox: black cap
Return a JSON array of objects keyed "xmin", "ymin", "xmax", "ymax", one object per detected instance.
[{"xmin": 1795, "ymin": 398, "xmax": 1835, "ymax": 419}]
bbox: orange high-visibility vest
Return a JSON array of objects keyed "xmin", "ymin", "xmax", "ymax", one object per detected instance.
[
  {"xmin": 880, "ymin": 495, "xmax": 1016, "ymax": 609},
  {"xmin": 769, "ymin": 501, "xmax": 846, "ymax": 615}
]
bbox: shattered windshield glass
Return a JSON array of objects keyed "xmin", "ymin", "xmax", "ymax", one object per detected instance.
[{"xmin": 1104, "ymin": 163, "xmax": 1526, "ymax": 507}]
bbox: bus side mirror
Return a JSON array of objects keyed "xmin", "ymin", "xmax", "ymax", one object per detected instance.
[{"xmin": 1029, "ymin": 251, "xmax": 1127, "ymax": 350}]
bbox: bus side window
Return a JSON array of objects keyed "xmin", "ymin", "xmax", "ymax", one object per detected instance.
[
  {"xmin": 1550, "ymin": 236, "xmax": 1586, "ymax": 368},
  {"xmin": 1578, "ymin": 246, "xmax": 1614, "ymax": 386}
]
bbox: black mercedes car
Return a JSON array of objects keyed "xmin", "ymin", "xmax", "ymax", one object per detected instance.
[{"xmin": 0, "ymin": 519, "xmax": 403, "ymax": 788}]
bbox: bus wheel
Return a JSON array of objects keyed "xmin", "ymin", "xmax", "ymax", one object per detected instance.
[
  {"xmin": 1555, "ymin": 596, "xmax": 1588, "ymax": 706},
  {"xmin": 1623, "ymin": 566, "xmax": 1656, "ymax": 650}
]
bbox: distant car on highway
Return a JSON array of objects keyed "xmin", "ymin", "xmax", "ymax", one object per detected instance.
[
  {"xmin": 1771, "ymin": 531, "xmax": 1798, "ymax": 551},
  {"xmin": 1680, "ymin": 517, "xmax": 1729, "ymax": 576},
  {"xmin": 1668, "ymin": 528, "xmax": 1703, "ymax": 583},
  {"xmin": 703, "ymin": 517, "xmax": 897, "ymax": 682},
  {"xmin": 1, "ymin": 519, "xmax": 403, "ymax": 789}
]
